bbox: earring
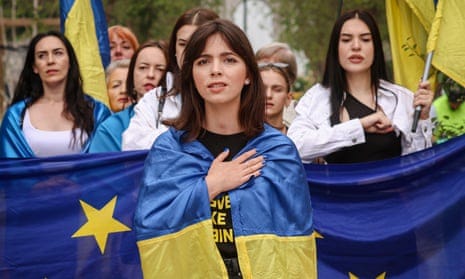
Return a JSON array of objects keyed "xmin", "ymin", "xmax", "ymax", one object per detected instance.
[{"xmin": 245, "ymin": 79, "xmax": 250, "ymax": 85}]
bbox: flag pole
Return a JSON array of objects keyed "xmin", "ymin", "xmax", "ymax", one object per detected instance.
[
  {"xmin": 411, "ymin": 51, "xmax": 434, "ymax": 132},
  {"xmin": 422, "ymin": 51, "xmax": 434, "ymax": 83}
]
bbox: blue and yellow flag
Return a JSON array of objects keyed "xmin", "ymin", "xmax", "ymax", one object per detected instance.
[
  {"xmin": 135, "ymin": 126, "xmax": 317, "ymax": 278},
  {"xmin": 426, "ymin": 0, "xmax": 465, "ymax": 88},
  {"xmin": 60, "ymin": 0, "xmax": 110, "ymax": 105},
  {"xmin": 386, "ymin": 0, "xmax": 437, "ymax": 92}
]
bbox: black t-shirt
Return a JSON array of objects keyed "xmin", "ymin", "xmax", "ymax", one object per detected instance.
[
  {"xmin": 198, "ymin": 129, "xmax": 248, "ymax": 259},
  {"xmin": 325, "ymin": 93, "xmax": 401, "ymax": 163}
]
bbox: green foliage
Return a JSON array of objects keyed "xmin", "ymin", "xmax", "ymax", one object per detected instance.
[{"xmin": 102, "ymin": 0, "xmax": 222, "ymax": 43}]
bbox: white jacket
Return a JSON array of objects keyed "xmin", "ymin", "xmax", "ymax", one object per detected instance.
[
  {"xmin": 287, "ymin": 80, "xmax": 432, "ymax": 163},
  {"xmin": 122, "ymin": 83, "xmax": 181, "ymax": 151}
]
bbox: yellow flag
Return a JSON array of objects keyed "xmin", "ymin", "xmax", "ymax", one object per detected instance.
[
  {"xmin": 386, "ymin": 0, "xmax": 436, "ymax": 92},
  {"xmin": 427, "ymin": 0, "xmax": 465, "ymax": 88},
  {"xmin": 62, "ymin": 0, "xmax": 109, "ymax": 106}
]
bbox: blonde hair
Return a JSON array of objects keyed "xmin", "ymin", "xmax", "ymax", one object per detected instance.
[{"xmin": 256, "ymin": 42, "xmax": 297, "ymax": 85}]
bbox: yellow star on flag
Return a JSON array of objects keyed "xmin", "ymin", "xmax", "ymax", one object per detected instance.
[
  {"xmin": 349, "ymin": 272, "xmax": 386, "ymax": 279},
  {"xmin": 312, "ymin": 230, "xmax": 324, "ymax": 239},
  {"xmin": 72, "ymin": 196, "xmax": 130, "ymax": 254}
]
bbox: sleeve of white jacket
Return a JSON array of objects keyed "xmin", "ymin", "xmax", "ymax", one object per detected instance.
[
  {"xmin": 122, "ymin": 90, "xmax": 164, "ymax": 151},
  {"xmin": 287, "ymin": 85, "xmax": 366, "ymax": 163}
]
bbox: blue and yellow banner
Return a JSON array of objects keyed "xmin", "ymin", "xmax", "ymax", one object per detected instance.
[
  {"xmin": 60, "ymin": 0, "xmax": 110, "ymax": 105},
  {"xmin": 3, "ymin": 134, "xmax": 465, "ymax": 277}
]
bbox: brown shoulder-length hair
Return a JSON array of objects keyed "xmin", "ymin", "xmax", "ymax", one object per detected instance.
[{"xmin": 167, "ymin": 19, "xmax": 265, "ymax": 142}]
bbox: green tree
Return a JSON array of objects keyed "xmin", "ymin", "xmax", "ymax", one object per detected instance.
[{"xmin": 103, "ymin": 0, "xmax": 221, "ymax": 43}]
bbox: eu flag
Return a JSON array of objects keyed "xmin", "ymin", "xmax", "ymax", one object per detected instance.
[
  {"xmin": 307, "ymin": 134, "xmax": 465, "ymax": 278},
  {"xmin": 0, "ymin": 151, "xmax": 145, "ymax": 278}
]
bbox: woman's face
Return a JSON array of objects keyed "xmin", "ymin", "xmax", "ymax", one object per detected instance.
[
  {"xmin": 338, "ymin": 18, "xmax": 374, "ymax": 75},
  {"xmin": 133, "ymin": 46, "xmax": 167, "ymax": 100},
  {"xmin": 107, "ymin": 67, "xmax": 130, "ymax": 112},
  {"xmin": 110, "ymin": 34, "xmax": 135, "ymax": 61},
  {"xmin": 175, "ymin": 25, "xmax": 198, "ymax": 69},
  {"xmin": 33, "ymin": 36, "xmax": 70, "ymax": 88},
  {"xmin": 261, "ymin": 69, "xmax": 291, "ymax": 119},
  {"xmin": 193, "ymin": 33, "xmax": 248, "ymax": 111}
]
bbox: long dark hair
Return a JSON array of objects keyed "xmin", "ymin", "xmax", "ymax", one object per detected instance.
[
  {"xmin": 168, "ymin": 19, "xmax": 265, "ymax": 141},
  {"xmin": 126, "ymin": 40, "xmax": 168, "ymax": 102},
  {"xmin": 11, "ymin": 30, "xmax": 94, "ymax": 146},
  {"xmin": 322, "ymin": 9, "xmax": 388, "ymax": 124},
  {"xmin": 167, "ymin": 7, "xmax": 219, "ymax": 95}
]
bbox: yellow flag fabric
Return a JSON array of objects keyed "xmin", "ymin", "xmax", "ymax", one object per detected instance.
[
  {"xmin": 63, "ymin": 0, "xmax": 109, "ymax": 105},
  {"xmin": 427, "ymin": 0, "xmax": 465, "ymax": 88},
  {"xmin": 386, "ymin": 0, "xmax": 436, "ymax": 92},
  {"xmin": 137, "ymin": 220, "xmax": 317, "ymax": 278}
]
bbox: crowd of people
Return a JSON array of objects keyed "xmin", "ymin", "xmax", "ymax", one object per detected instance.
[{"xmin": 1, "ymin": 5, "xmax": 464, "ymax": 278}]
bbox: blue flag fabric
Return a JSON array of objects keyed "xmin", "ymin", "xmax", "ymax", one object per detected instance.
[
  {"xmin": 2, "ymin": 135, "xmax": 465, "ymax": 277},
  {"xmin": 307, "ymin": 135, "xmax": 465, "ymax": 278},
  {"xmin": 0, "ymin": 151, "xmax": 145, "ymax": 278}
]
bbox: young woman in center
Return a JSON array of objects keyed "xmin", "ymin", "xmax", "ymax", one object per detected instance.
[{"xmin": 134, "ymin": 19, "xmax": 316, "ymax": 278}]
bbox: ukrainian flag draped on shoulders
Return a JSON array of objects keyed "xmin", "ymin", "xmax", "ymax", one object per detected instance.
[
  {"xmin": 60, "ymin": 0, "xmax": 110, "ymax": 105},
  {"xmin": 134, "ymin": 125, "xmax": 317, "ymax": 278}
]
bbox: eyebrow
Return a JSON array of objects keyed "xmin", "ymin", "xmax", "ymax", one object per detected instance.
[
  {"xmin": 341, "ymin": 32, "xmax": 372, "ymax": 37},
  {"xmin": 198, "ymin": 51, "xmax": 236, "ymax": 58},
  {"xmin": 35, "ymin": 48, "xmax": 64, "ymax": 54}
]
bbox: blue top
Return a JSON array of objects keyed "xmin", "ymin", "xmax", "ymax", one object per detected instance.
[{"xmin": 88, "ymin": 105, "xmax": 135, "ymax": 152}]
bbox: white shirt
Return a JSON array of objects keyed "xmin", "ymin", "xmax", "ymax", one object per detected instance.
[
  {"xmin": 23, "ymin": 109, "xmax": 85, "ymax": 157},
  {"xmin": 122, "ymin": 84, "xmax": 182, "ymax": 151},
  {"xmin": 287, "ymin": 80, "xmax": 432, "ymax": 163}
]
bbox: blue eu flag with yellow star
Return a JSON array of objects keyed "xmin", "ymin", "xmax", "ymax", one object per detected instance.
[
  {"xmin": 0, "ymin": 151, "xmax": 145, "ymax": 278},
  {"xmin": 307, "ymin": 134, "xmax": 465, "ymax": 278}
]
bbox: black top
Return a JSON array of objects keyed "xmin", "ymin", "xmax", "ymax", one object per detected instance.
[
  {"xmin": 325, "ymin": 93, "xmax": 401, "ymax": 164},
  {"xmin": 198, "ymin": 129, "xmax": 248, "ymax": 259}
]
